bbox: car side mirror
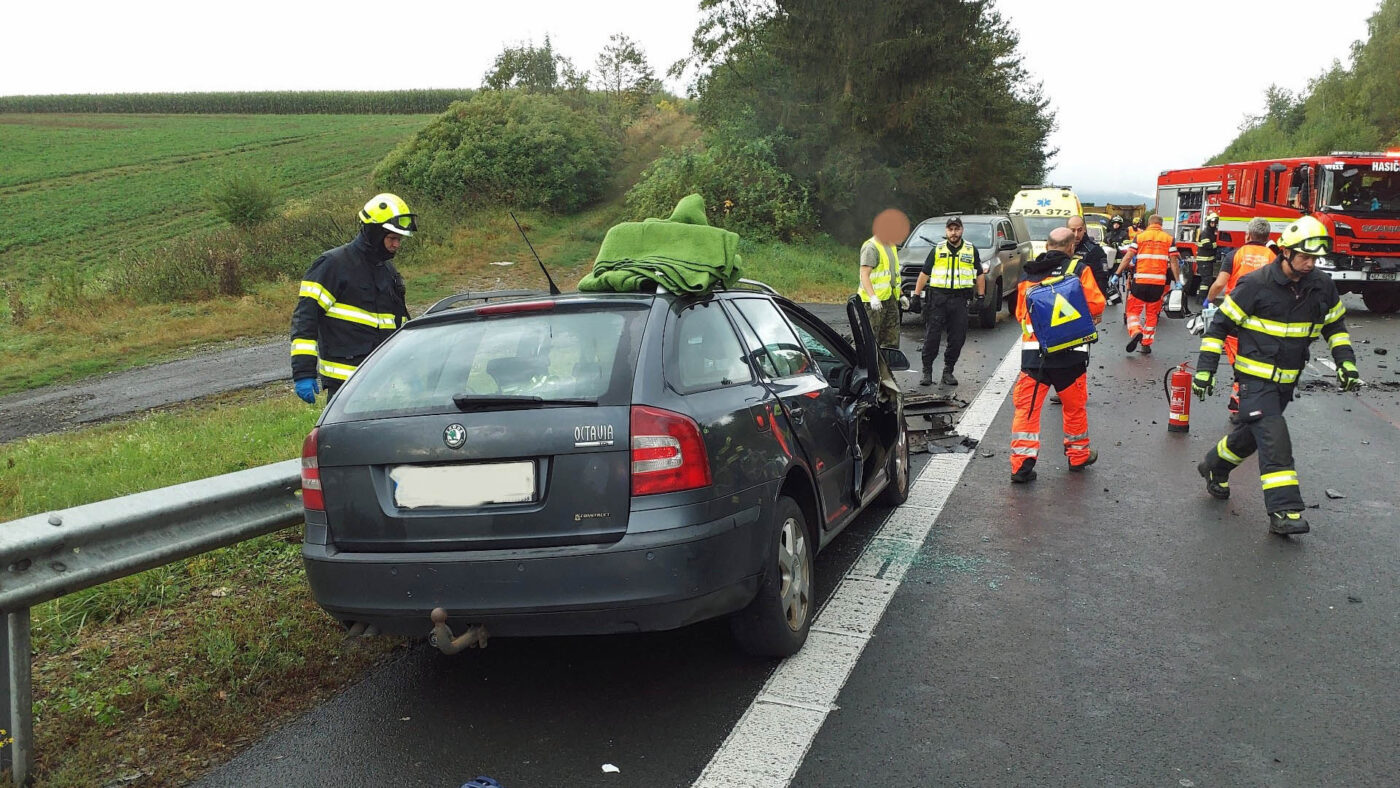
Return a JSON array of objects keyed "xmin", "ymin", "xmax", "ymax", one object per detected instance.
[
  {"xmin": 880, "ymin": 347, "xmax": 910, "ymax": 372},
  {"xmin": 999, "ymin": 240, "xmax": 1017, "ymax": 251}
]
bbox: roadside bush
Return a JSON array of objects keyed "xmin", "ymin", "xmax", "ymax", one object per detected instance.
[
  {"xmin": 2, "ymin": 279, "xmax": 29, "ymax": 325},
  {"xmin": 372, "ymin": 91, "xmax": 620, "ymax": 213},
  {"xmin": 105, "ymin": 193, "xmax": 449, "ymax": 303},
  {"xmin": 626, "ymin": 135, "xmax": 817, "ymax": 241},
  {"xmin": 206, "ymin": 171, "xmax": 281, "ymax": 231},
  {"xmin": 109, "ymin": 197, "xmax": 350, "ymax": 302}
]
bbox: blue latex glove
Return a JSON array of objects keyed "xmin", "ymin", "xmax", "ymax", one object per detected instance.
[
  {"xmin": 1171, "ymin": 279, "xmax": 1183, "ymax": 291},
  {"xmin": 1108, "ymin": 274, "xmax": 1121, "ymax": 288},
  {"xmin": 294, "ymin": 377, "xmax": 320, "ymax": 403}
]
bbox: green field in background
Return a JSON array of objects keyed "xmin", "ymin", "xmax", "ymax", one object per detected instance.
[{"xmin": 0, "ymin": 113, "xmax": 431, "ymax": 284}]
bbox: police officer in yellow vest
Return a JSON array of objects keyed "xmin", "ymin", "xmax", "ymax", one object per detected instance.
[
  {"xmin": 910, "ymin": 216, "xmax": 986, "ymax": 386},
  {"xmin": 858, "ymin": 233, "xmax": 901, "ymax": 350}
]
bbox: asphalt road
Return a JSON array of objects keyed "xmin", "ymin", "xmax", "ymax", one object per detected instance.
[
  {"xmin": 0, "ymin": 342, "xmax": 288, "ymax": 443},
  {"xmin": 188, "ymin": 294, "xmax": 1398, "ymax": 788}
]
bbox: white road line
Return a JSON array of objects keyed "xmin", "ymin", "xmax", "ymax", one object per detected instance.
[{"xmin": 692, "ymin": 341, "xmax": 1022, "ymax": 788}]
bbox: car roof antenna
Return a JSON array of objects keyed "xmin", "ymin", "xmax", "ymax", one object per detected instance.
[{"xmin": 510, "ymin": 212, "xmax": 561, "ymax": 296}]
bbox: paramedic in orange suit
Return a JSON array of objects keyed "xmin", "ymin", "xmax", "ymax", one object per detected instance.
[
  {"xmin": 1110, "ymin": 214, "xmax": 1182, "ymax": 355},
  {"xmin": 1010, "ymin": 227, "xmax": 1106, "ymax": 483}
]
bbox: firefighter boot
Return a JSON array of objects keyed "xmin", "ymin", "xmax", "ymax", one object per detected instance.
[
  {"xmin": 1268, "ymin": 510, "xmax": 1311, "ymax": 536},
  {"xmin": 1197, "ymin": 460, "xmax": 1230, "ymax": 499},
  {"xmin": 1068, "ymin": 449, "xmax": 1098, "ymax": 472},
  {"xmin": 941, "ymin": 368, "xmax": 959, "ymax": 386},
  {"xmin": 920, "ymin": 369, "xmax": 933, "ymax": 387},
  {"xmin": 1010, "ymin": 458, "xmax": 1037, "ymax": 483}
]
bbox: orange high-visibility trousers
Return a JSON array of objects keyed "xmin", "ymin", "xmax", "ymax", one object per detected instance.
[
  {"xmin": 1125, "ymin": 293, "xmax": 1163, "ymax": 346},
  {"xmin": 1010, "ymin": 369, "xmax": 1090, "ymax": 472}
]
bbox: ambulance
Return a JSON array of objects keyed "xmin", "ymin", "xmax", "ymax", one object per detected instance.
[{"xmin": 1009, "ymin": 185, "xmax": 1083, "ymax": 256}]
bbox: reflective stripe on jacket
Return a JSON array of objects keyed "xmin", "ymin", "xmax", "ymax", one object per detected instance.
[
  {"xmin": 1194, "ymin": 226, "xmax": 1218, "ymax": 261},
  {"xmin": 1129, "ymin": 225, "xmax": 1176, "ymax": 285},
  {"xmin": 859, "ymin": 237, "xmax": 898, "ymax": 302},
  {"xmin": 290, "ymin": 234, "xmax": 409, "ymax": 382},
  {"xmin": 928, "ymin": 240, "xmax": 979, "ymax": 290},
  {"xmin": 1196, "ymin": 260, "xmax": 1355, "ymax": 383}
]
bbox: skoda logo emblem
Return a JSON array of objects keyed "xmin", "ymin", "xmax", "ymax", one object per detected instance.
[{"xmin": 443, "ymin": 423, "xmax": 467, "ymax": 449}]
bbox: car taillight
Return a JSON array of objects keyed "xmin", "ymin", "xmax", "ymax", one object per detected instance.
[
  {"xmin": 301, "ymin": 428, "xmax": 324, "ymax": 511},
  {"xmin": 630, "ymin": 405, "xmax": 712, "ymax": 496}
]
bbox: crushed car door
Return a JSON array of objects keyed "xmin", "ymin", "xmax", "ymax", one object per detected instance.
[{"xmin": 728, "ymin": 297, "xmax": 855, "ymax": 525}]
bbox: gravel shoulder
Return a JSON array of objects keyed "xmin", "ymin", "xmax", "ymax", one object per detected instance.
[{"xmin": 0, "ymin": 341, "xmax": 290, "ymax": 443}]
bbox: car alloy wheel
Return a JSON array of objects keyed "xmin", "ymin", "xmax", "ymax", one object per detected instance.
[
  {"xmin": 879, "ymin": 415, "xmax": 910, "ymax": 506},
  {"xmin": 778, "ymin": 515, "xmax": 811, "ymax": 631},
  {"xmin": 730, "ymin": 495, "xmax": 813, "ymax": 656}
]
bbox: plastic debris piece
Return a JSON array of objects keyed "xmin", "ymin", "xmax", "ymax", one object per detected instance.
[
  {"xmin": 602, "ymin": 764, "xmax": 621, "ymax": 774},
  {"xmin": 1324, "ymin": 488, "xmax": 1345, "ymax": 499}
]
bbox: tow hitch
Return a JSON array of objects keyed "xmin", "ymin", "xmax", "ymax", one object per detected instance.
[{"xmin": 429, "ymin": 608, "xmax": 489, "ymax": 655}]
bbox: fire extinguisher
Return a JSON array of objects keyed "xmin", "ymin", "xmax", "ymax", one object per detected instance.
[{"xmin": 1164, "ymin": 362, "xmax": 1192, "ymax": 433}]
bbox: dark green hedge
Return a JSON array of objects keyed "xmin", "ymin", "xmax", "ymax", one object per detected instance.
[{"xmin": 373, "ymin": 92, "xmax": 620, "ymax": 213}]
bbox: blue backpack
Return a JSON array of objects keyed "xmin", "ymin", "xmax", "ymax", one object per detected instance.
[{"xmin": 1026, "ymin": 261, "xmax": 1098, "ymax": 354}]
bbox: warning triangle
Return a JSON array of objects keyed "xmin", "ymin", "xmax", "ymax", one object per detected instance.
[{"xmin": 1049, "ymin": 294, "xmax": 1082, "ymax": 326}]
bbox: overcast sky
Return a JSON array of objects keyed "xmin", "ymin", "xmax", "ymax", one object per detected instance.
[{"xmin": 7, "ymin": 1, "xmax": 1385, "ymax": 199}]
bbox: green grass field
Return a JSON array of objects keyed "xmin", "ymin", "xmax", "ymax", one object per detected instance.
[{"xmin": 0, "ymin": 113, "xmax": 431, "ymax": 284}]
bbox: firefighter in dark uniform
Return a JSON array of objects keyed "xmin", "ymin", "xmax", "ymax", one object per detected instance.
[
  {"xmin": 910, "ymin": 216, "xmax": 986, "ymax": 386},
  {"xmin": 1191, "ymin": 212, "xmax": 1220, "ymax": 304},
  {"xmin": 1104, "ymin": 215, "xmax": 1130, "ymax": 248},
  {"xmin": 290, "ymin": 193, "xmax": 415, "ymax": 402},
  {"xmin": 1192, "ymin": 216, "xmax": 1360, "ymax": 536}
]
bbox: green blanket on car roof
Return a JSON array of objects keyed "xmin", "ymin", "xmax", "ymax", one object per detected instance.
[{"xmin": 577, "ymin": 193, "xmax": 743, "ymax": 293}]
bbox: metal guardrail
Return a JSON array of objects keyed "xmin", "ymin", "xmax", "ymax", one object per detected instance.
[{"xmin": 0, "ymin": 459, "xmax": 303, "ymax": 785}]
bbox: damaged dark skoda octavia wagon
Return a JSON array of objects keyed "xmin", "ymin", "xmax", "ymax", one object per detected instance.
[{"xmin": 301, "ymin": 284, "xmax": 909, "ymax": 656}]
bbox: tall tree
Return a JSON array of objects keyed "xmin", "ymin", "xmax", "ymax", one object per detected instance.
[
  {"xmin": 595, "ymin": 34, "xmax": 660, "ymax": 122},
  {"xmin": 679, "ymin": 0, "xmax": 1055, "ymax": 240},
  {"xmin": 483, "ymin": 36, "xmax": 573, "ymax": 93}
]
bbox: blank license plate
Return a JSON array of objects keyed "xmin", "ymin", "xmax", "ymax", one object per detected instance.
[
  {"xmin": 1372, "ymin": 272, "xmax": 1398, "ymax": 281},
  {"xmin": 390, "ymin": 462, "xmax": 535, "ymax": 509}
]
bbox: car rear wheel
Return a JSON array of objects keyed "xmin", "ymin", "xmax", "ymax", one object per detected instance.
[
  {"xmin": 730, "ymin": 496, "xmax": 813, "ymax": 657},
  {"xmin": 878, "ymin": 416, "xmax": 910, "ymax": 506}
]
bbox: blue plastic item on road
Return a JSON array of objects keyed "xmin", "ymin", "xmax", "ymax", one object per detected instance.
[{"xmin": 461, "ymin": 778, "xmax": 504, "ymax": 788}]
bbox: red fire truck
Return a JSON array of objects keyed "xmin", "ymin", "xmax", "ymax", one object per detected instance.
[{"xmin": 1157, "ymin": 151, "xmax": 1400, "ymax": 312}]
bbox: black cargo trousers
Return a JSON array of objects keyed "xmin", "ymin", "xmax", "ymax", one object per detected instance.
[
  {"xmin": 1201, "ymin": 377, "xmax": 1304, "ymax": 513},
  {"xmin": 921, "ymin": 287, "xmax": 970, "ymax": 373}
]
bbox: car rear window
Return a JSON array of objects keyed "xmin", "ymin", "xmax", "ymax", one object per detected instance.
[{"xmin": 330, "ymin": 306, "xmax": 647, "ymax": 417}]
